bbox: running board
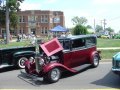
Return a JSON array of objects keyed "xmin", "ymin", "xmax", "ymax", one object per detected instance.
[
  {"xmin": 0, "ymin": 64, "xmax": 13, "ymax": 68},
  {"xmin": 72, "ymin": 64, "xmax": 91, "ymax": 71}
]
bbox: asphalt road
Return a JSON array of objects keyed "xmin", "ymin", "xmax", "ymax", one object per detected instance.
[{"xmin": 0, "ymin": 61, "xmax": 120, "ymax": 89}]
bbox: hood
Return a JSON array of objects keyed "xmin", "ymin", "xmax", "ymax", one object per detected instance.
[{"xmin": 40, "ymin": 38, "xmax": 63, "ymax": 57}]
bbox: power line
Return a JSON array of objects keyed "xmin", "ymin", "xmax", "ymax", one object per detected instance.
[{"xmin": 108, "ymin": 16, "xmax": 120, "ymax": 22}]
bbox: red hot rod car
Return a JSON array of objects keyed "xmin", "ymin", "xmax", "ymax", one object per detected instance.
[{"xmin": 23, "ymin": 35, "xmax": 101, "ymax": 83}]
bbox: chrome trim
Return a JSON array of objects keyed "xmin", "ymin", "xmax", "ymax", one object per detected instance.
[{"xmin": 112, "ymin": 68, "xmax": 120, "ymax": 71}]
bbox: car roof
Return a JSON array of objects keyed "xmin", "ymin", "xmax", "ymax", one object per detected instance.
[{"xmin": 58, "ymin": 34, "xmax": 96, "ymax": 40}]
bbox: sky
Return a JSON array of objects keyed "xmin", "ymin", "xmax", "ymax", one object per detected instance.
[{"xmin": 20, "ymin": 0, "xmax": 120, "ymax": 33}]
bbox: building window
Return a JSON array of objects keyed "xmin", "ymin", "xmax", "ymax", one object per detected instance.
[
  {"xmin": 28, "ymin": 16, "xmax": 36, "ymax": 23},
  {"xmin": 19, "ymin": 16, "xmax": 22, "ymax": 22},
  {"xmin": 41, "ymin": 27, "xmax": 48, "ymax": 35},
  {"xmin": 45, "ymin": 27, "xmax": 48, "ymax": 34},
  {"xmin": 41, "ymin": 27, "xmax": 44, "ymax": 34},
  {"xmin": 41, "ymin": 15, "xmax": 48, "ymax": 23},
  {"xmin": 53, "ymin": 17, "xmax": 60, "ymax": 23},
  {"xmin": 23, "ymin": 16, "xmax": 25, "ymax": 22}
]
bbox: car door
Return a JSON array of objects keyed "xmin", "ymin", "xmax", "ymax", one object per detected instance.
[{"xmin": 70, "ymin": 38, "xmax": 87, "ymax": 67}]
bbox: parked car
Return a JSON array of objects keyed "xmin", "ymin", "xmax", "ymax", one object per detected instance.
[
  {"xmin": 100, "ymin": 35, "xmax": 110, "ymax": 39},
  {"xmin": 22, "ymin": 35, "xmax": 101, "ymax": 83},
  {"xmin": 112, "ymin": 52, "xmax": 120, "ymax": 76},
  {"xmin": 0, "ymin": 46, "xmax": 35, "ymax": 69}
]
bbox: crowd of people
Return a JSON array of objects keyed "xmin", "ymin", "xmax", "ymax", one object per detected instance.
[{"xmin": 17, "ymin": 33, "xmax": 37, "ymax": 45}]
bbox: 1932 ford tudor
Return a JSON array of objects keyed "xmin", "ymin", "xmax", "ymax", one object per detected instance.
[{"xmin": 23, "ymin": 35, "xmax": 101, "ymax": 83}]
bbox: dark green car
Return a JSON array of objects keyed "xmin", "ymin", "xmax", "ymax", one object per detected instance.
[{"xmin": 0, "ymin": 46, "xmax": 36, "ymax": 69}]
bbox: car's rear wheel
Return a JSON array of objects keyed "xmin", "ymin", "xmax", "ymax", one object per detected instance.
[
  {"xmin": 91, "ymin": 54, "xmax": 99, "ymax": 68},
  {"xmin": 17, "ymin": 57, "xmax": 28, "ymax": 68},
  {"xmin": 44, "ymin": 68, "xmax": 61, "ymax": 83}
]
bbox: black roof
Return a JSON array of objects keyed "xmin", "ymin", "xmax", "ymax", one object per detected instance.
[{"xmin": 58, "ymin": 34, "xmax": 97, "ymax": 40}]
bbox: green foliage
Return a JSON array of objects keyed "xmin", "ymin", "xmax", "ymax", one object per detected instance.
[
  {"xmin": 95, "ymin": 25, "xmax": 103, "ymax": 32},
  {"xmin": 86, "ymin": 25, "xmax": 92, "ymax": 29},
  {"xmin": 105, "ymin": 27, "xmax": 114, "ymax": 33},
  {"xmin": 71, "ymin": 16, "xmax": 87, "ymax": 25},
  {"xmin": 7, "ymin": 0, "xmax": 24, "ymax": 11},
  {"xmin": 0, "ymin": 0, "xmax": 24, "ymax": 28},
  {"xmin": 0, "ymin": 40, "xmax": 30, "ymax": 48},
  {"xmin": 73, "ymin": 25, "xmax": 88, "ymax": 35},
  {"xmin": 10, "ymin": 12, "xmax": 19, "ymax": 28},
  {"xmin": 0, "ymin": 9, "xmax": 5, "ymax": 27}
]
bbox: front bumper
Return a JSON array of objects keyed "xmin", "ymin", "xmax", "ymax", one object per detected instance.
[
  {"xmin": 112, "ymin": 68, "xmax": 120, "ymax": 71},
  {"xmin": 20, "ymin": 69, "xmax": 43, "ymax": 81},
  {"xmin": 112, "ymin": 68, "xmax": 120, "ymax": 75}
]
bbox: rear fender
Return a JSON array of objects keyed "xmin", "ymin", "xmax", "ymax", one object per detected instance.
[
  {"xmin": 43, "ymin": 63, "xmax": 77, "ymax": 74},
  {"xmin": 90, "ymin": 51, "xmax": 101, "ymax": 63}
]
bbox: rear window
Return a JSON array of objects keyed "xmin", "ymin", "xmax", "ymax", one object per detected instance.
[
  {"xmin": 86, "ymin": 37, "xmax": 96, "ymax": 47},
  {"xmin": 72, "ymin": 39, "xmax": 85, "ymax": 49}
]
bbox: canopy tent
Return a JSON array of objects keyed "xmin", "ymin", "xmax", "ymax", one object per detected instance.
[{"xmin": 50, "ymin": 25, "xmax": 68, "ymax": 32}]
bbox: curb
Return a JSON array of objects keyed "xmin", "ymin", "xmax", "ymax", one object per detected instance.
[
  {"xmin": 100, "ymin": 59, "xmax": 112, "ymax": 62},
  {"xmin": 97, "ymin": 47, "xmax": 120, "ymax": 50}
]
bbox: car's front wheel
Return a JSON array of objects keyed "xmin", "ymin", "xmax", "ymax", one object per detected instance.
[
  {"xmin": 17, "ymin": 57, "xmax": 28, "ymax": 68},
  {"xmin": 44, "ymin": 68, "xmax": 61, "ymax": 83},
  {"xmin": 91, "ymin": 54, "xmax": 99, "ymax": 68}
]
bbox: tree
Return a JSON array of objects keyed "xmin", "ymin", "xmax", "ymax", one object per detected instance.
[
  {"xmin": 86, "ymin": 25, "xmax": 92, "ymax": 29},
  {"xmin": 95, "ymin": 25, "xmax": 103, "ymax": 32},
  {"xmin": 105, "ymin": 27, "xmax": 114, "ymax": 33},
  {"xmin": 71, "ymin": 16, "xmax": 87, "ymax": 25},
  {"xmin": 73, "ymin": 25, "xmax": 88, "ymax": 35},
  {"xmin": 0, "ymin": 0, "xmax": 24, "ymax": 44}
]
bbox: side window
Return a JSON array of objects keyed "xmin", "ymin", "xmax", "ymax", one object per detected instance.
[
  {"xmin": 59, "ymin": 40, "xmax": 70, "ymax": 50},
  {"xmin": 64, "ymin": 40, "xmax": 70, "ymax": 50},
  {"xmin": 86, "ymin": 37, "xmax": 96, "ymax": 47},
  {"xmin": 59, "ymin": 40, "xmax": 64, "ymax": 47},
  {"xmin": 72, "ymin": 39, "xmax": 85, "ymax": 49}
]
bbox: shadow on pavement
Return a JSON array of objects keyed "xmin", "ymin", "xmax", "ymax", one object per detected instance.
[
  {"xmin": 17, "ymin": 65, "xmax": 91, "ymax": 86},
  {"xmin": 91, "ymin": 70, "xmax": 120, "ymax": 89}
]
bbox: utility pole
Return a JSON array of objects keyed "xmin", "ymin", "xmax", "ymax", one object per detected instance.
[
  {"xmin": 94, "ymin": 19, "xmax": 96, "ymax": 32},
  {"xmin": 6, "ymin": 0, "xmax": 10, "ymax": 44},
  {"xmin": 103, "ymin": 19, "xmax": 106, "ymax": 32}
]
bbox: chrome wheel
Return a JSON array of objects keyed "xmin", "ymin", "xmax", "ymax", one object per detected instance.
[
  {"xmin": 44, "ymin": 68, "xmax": 61, "ymax": 83},
  {"xmin": 50, "ymin": 68, "xmax": 60, "ymax": 81},
  {"xmin": 92, "ymin": 54, "xmax": 99, "ymax": 68}
]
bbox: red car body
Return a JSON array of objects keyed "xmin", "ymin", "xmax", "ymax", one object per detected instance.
[{"xmin": 23, "ymin": 35, "xmax": 101, "ymax": 83}]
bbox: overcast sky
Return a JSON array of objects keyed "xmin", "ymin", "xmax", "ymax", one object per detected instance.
[{"xmin": 20, "ymin": 0, "xmax": 120, "ymax": 33}]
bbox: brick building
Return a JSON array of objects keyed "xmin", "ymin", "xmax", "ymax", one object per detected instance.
[{"xmin": 0, "ymin": 10, "xmax": 65, "ymax": 37}]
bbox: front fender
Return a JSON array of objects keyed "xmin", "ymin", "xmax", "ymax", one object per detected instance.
[{"xmin": 43, "ymin": 63, "xmax": 77, "ymax": 74}]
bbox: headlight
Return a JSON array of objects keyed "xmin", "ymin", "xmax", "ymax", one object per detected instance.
[
  {"xmin": 39, "ymin": 58, "xmax": 44, "ymax": 65},
  {"xmin": 29, "ymin": 57, "xmax": 35, "ymax": 63}
]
